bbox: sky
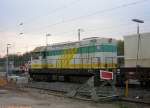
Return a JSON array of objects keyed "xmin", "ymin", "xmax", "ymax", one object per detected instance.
[{"xmin": 0, "ymin": 0, "xmax": 150, "ymax": 56}]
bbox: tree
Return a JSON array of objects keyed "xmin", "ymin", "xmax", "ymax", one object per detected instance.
[{"xmin": 0, "ymin": 52, "xmax": 32, "ymax": 68}]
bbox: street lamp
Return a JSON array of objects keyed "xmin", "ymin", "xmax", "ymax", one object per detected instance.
[
  {"xmin": 19, "ymin": 22, "xmax": 24, "ymax": 36},
  {"xmin": 19, "ymin": 32, "xmax": 24, "ymax": 35},
  {"xmin": 132, "ymin": 19, "xmax": 144, "ymax": 66},
  {"xmin": 19, "ymin": 22, "xmax": 23, "ymax": 26},
  {"xmin": 46, "ymin": 34, "xmax": 51, "ymax": 46},
  {"xmin": 6, "ymin": 44, "xmax": 11, "ymax": 79}
]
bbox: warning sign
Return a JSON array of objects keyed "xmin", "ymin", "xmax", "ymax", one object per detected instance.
[{"xmin": 100, "ymin": 70, "xmax": 113, "ymax": 80}]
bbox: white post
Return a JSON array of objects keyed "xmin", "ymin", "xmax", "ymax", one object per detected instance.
[{"xmin": 6, "ymin": 44, "xmax": 11, "ymax": 79}]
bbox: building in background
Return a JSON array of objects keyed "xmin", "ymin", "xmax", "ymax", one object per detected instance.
[{"xmin": 124, "ymin": 32, "xmax": 150, "ymax": 67}]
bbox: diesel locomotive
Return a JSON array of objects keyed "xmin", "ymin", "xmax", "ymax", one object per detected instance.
[{"xmin": 29, "ymin": 37, "xmax": 117, "ymax": 81}]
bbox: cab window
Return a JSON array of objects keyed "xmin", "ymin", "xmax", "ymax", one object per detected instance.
[
  {"xmin": 42, "ymin": 51, "xmax": 46, "ymax": 59},
  {"xmin": 32, "ymin": 52, "xmax": 40, "ymax": 59}
]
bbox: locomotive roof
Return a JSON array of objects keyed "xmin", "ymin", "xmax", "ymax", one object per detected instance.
[
  {"xmin": 49, "ymin": 37, "xmax": 103, "ymax": 46},
  {"xmin": 32, "ymin": 37, "xmax": 116, "ymax": 52},
  {"xmin": 32, "ymin": 46, "xmax": 46, "ymax": 52}
]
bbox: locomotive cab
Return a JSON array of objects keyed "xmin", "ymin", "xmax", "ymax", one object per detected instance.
[{"xmin": 31, "ymin": 46, "xmax": 47, "ymax": 69}]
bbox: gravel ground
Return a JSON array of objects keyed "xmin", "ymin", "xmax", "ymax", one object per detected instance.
[
  {"xmin": 0, "ymin": 85, "xmax": 150, "ymax": 108},
  {"xmin": 0, "ymin": 88, "xmax": 120, "ymax": 108}
]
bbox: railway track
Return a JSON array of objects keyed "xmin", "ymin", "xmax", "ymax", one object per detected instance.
[{"xmin": 23, "ymin": 81, "xmax": 150, "ymax": 105}]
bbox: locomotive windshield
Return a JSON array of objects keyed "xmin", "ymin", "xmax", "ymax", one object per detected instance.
[
  {"xmin": 41, "ymin": 51, "xmax": 46, "ymax": 59},
  {"xmin": 32, "ymin": 51, "xmax": 46, "ymax": 59},
  {"xmin": 32, "ymin": 52, "xmax": 40, "ymax": 59}
]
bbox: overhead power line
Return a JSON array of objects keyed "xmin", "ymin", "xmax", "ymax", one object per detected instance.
[
  {"xmin": 46, "ymin": 0, "xmax": 149, "ymax": 26},
  {"xmin": 25, "ymin": 0, "xmax": 149, "ymax": 33},
  {"xmin": 0, "ymin": 0, "xmax": 82, "ymax": 33},
  {"xmin": 23, "ymin": 0, "xmax": 82, "ymax": 25}
]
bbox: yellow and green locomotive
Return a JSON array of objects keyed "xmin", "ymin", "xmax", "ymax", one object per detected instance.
[{"xmin": 29, "ymin": 37, "xmax": 117, "ymax": 81}]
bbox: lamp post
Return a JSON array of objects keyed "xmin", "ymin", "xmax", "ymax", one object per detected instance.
[
  {"xmin": 46, "ymin": 34, "xmax": 51, "ymax": 46},
  {"xmin": 6, "ymin": 44, "xmax": 11, "ymax": 79},
  {"xmin": 132, "ymin": 19, "xmax": 144, "ymax": 66}
]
